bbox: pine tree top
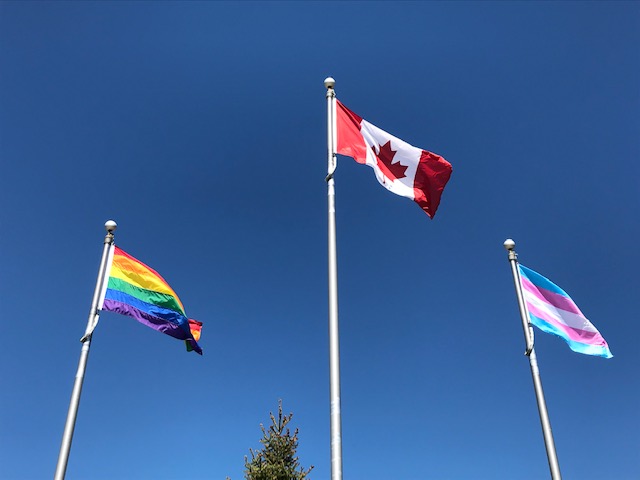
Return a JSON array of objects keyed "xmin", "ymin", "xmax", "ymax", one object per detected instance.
[{"xmin": 244, "ymin": 400, "xmax": 314, "ymax": 480}]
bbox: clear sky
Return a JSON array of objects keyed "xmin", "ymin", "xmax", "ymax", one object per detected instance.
[{"xmin": 1, "ymin": 2, "xmax": 638, "ymax": 479}]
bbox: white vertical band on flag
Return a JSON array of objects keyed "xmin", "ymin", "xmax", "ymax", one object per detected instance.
[{"xmin": 359, "ymin": 119, "xmax": 421, "ymax": 200}]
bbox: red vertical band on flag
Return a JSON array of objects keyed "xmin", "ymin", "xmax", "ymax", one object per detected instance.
[
  {"xmin": 336, "ymin": 100, "xmax": 367, "ymax": 164},
  {"xmin": 413, "ymin": 150, "xmax": 452, "ymax": 218}
]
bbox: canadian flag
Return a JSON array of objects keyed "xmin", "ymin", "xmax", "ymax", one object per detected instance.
[{"xmin": 336, "ymin": 100, "xmax": 452, "ymax": 218}]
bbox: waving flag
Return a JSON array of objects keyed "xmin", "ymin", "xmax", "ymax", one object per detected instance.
[
  {"xmin": 187, "ymin": 319, "xmax": 203, "ymax": 353},
  {"xmin": 519, "ymin": 265, "xmax": 611, "ymax": 358},
  {"xmin": 99, "ymin": 246, "xmax": 203, "ymax": 354},
  {"xmin": 335, "ymin": 100, "xmax": 452, "ymax": 218}
]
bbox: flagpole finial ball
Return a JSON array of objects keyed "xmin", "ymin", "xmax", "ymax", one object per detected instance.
[
  {"xmin": 105, "ymin": 220, "xmax": 117, "ymax": 233},
  {"xmin": 324, "ymin": 77, "xmax": 335, "ymax": 89},
  {"xmin": 503, "ymin": 239, "xmax": 516, "ymax": 251}
]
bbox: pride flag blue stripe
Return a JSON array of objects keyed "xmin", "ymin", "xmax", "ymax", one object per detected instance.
[{"xmin": 104, "ymin": 288, "xmax": 191, "ymax": 334}]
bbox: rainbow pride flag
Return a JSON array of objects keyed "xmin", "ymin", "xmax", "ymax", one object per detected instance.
[
  {"xmin": 99, "ymin": 246, "xmax": 202, "ymax": 354},
  {"xmin": 519, "ymin": 264, "xmax": 611, "ymax": 358}
]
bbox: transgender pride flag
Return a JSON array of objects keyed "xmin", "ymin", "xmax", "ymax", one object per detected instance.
[{"xmin": 518, "ymin": 265, "xmax": 612, "ymax": 358}]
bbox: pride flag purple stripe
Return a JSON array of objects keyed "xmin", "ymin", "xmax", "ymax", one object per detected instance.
[
  {"xmin": 518, "ymin": 264, "xmax": 612, "ymax": 359},
  {"xmin": 102, "ymin": 298, "xmax": 192, "ymax": 341}
]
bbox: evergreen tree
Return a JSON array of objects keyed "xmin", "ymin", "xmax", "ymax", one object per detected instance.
[{"xmin": 244, "ymin": 401, "xmax": 313, "ymax": 480}]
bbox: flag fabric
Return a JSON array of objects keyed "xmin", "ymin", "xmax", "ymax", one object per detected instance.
[
  {"xmin": 518, "ymin": 264, "xmax": 612, "ymax": 358},
  {"xmin": 335, "ymin": 100, "xmax": 452, "ymax": 218},
  {"xmin": 187, "ymin": 319, "xmax": 203, "ymax": 353},
  {"xmin": 99, "ymin": 246, "xmax": 203, "ymax": 354}
]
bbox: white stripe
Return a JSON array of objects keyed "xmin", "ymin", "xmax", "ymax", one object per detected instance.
[{"xmin": 524, "ymin": 291, "xmax": 598, "ymax": 333}]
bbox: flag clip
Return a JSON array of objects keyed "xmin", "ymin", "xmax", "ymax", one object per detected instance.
[
  {"xmin": 524, "ymin": 325, "xmax": 534, "ymax": 356},
  {"xmin": 80, "ymin": 313, "xmax": 99, "ymax": 342}
]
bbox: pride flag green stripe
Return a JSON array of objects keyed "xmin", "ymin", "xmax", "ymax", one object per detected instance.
[{"xmin": 107, "ymin": 277, "xmax": 185, "ymax": 316}]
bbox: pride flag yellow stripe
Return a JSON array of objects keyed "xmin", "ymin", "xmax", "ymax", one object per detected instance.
[{"xmin": 109, "ymin": 247, "xmax": 185, "ymax": 312}]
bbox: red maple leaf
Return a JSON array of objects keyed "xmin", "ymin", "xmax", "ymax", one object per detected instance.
[{"xmin": 373, "ymin": 141, "xmax": 407, "ymax": 181}]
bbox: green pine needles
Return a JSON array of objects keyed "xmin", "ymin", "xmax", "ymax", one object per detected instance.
[{"xmin": 244, "ymin": 401, "xmax": 314, "ymax": 480}]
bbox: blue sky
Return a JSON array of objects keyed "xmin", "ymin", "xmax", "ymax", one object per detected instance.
[{"xmin": 1, "ymin": 2, "xmax": 638, "ymax": 479}]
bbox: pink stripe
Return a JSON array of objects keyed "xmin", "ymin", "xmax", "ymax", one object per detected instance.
[
  {"xmin": 526, "ymin": 303, "xmax": 607, "ymax": 346},
  {"xmin": 521, "ymin": 275, "xmax": 584, "ymax": 316}
]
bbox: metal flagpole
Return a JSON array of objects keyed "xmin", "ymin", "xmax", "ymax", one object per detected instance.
[
  {"xmin": 504, "ymin": 239, "xmax": 562, "ymax": 480},
  {"xmin": 325, "ymin": 76, "xmax": 343, "ymax": 480},
  {"xmin": 54, "ymin": 220, "xmax": 117, "ymax": 480}
]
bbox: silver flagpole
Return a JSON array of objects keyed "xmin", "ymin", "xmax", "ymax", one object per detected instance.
[
  {"xmin": 54, "ymin": 220, "xmax": 117, "ymax": 480},
  {"xmin": 504, "ymin": 239, "xmax": 562, "ymax": 480},
  {"xmin": 325, "ymin": 77, "xmax": 343, "ymax": 480}
]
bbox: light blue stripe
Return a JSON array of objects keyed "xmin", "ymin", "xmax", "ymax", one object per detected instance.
[
  {"xmin": 519, "ymin": 264, "xmax": 570, "ymax": 298},
  {"xmin": 569, "ymin": 342, "xmax": 613, "ymax": 358}
]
